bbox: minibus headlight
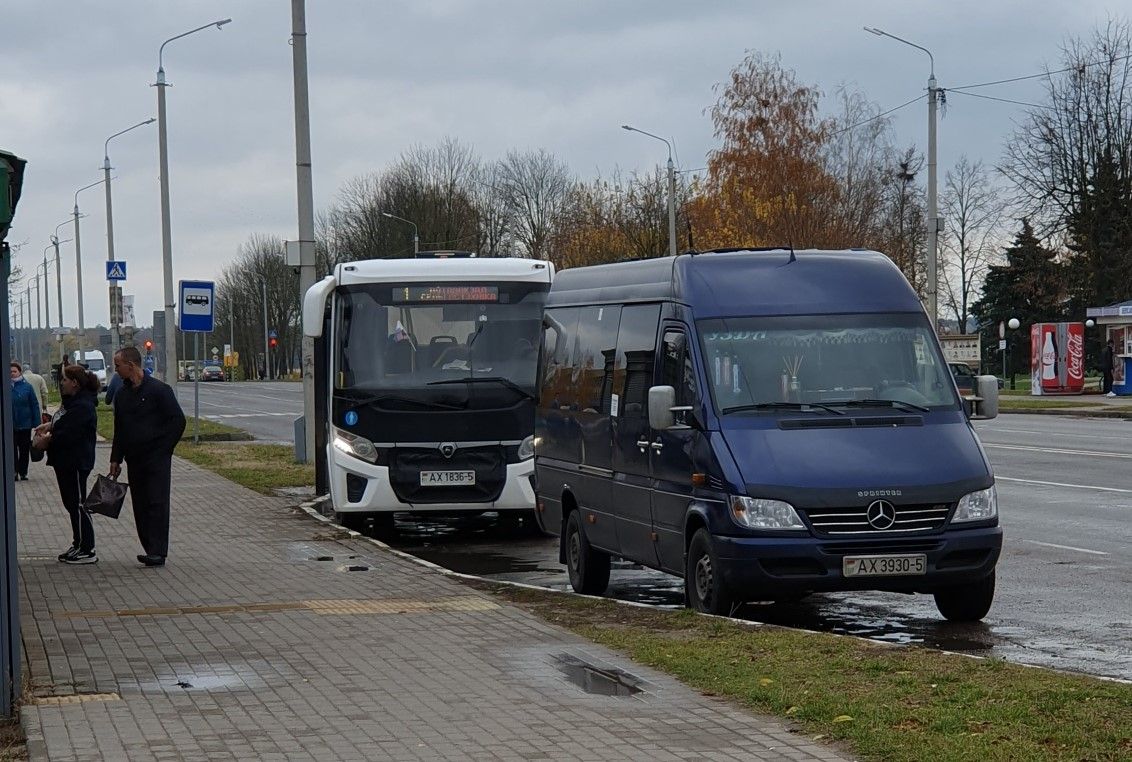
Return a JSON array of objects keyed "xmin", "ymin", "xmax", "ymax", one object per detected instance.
[
  {"xmin": 332, "ymin": 427, "xmax": 378, "ymax": 463},
  {"xmin": 729, "ymin": 496, "xmax": 805, "ymax": 530},
  {"xmin": 953, "ymin": 485, "xmax": 997, "ymax": 522},
  {"xmin": 518, "ymin": 435, "xmax": 535, "ymax": 461}
]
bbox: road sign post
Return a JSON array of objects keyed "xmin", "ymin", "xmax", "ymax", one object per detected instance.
[{"xmin": 179, "ymin": 280, "xmax": 215, "ymax": 444}]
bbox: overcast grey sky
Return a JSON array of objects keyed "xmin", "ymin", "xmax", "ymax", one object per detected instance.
[{"xmin": 1, "ymin": 0, "xmax": 1120, "ymax": 330}]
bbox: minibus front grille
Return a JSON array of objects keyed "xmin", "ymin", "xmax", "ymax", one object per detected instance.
[
  {"xmin": 803, "ymin": 503, "xmax": 952, "ymax": 535},
  {"xmin": 388, "ymin": 446, "xmax": 506, "ymax": 504}
]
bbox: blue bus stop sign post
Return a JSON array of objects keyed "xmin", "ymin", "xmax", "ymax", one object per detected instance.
[{"xmin": 179, "ymin": 280, "xmax": 215, "ymax": 445}]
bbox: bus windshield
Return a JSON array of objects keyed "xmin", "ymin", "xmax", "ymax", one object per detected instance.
[
  {"xmin": 335, "ymin": 281, "xmax": 548, "ymax": 402},
  {"xmin": 698, "ymin": 313, "xmax": 960, "ymax": 413}
]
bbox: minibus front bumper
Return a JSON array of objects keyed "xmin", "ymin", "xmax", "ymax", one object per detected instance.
[{"xmin": 712, "ymin": 526, "xmax": 1002, "ymax": 595}]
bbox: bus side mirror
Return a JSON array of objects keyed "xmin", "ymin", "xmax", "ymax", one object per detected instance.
[{"xmin": 648, "ymin": 386, "xmax": 676, "ymax": 430}]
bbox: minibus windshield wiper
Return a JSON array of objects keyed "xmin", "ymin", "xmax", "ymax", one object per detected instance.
[
  {"xmin": 722, "ymin": 401, "xmax": 845, "ymax": 415},
  {"xmin": 336, "ymin": 392, "xmax": 466, "ymax": 411},
  {"xmin": 427, "ymin": 376, "xmax": 537, "ymax": 401},
  {"xmin": 830, "ymin": 398, "xmax": 930, "ymax": 413}
]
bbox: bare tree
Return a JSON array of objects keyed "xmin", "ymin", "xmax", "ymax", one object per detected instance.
[
  {"xmin": 940, "ymin": 156, "xmax": 1007, "ymax": 330},
  {"xmin": 495, "ymin": 149, "xmax": 574, "ymax": 259}
]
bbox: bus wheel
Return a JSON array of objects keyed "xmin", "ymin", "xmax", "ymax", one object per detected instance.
[
  {"xmin": 565, "ymin": 511, "xmax": 610, "ymax": 595},
  {"xmin": 685, "ymin": 529, "xmax": 736, "ymax": 616},
  {"xmin": 933, "ymin": 571, "xmax": 995, "ymax": 622}
]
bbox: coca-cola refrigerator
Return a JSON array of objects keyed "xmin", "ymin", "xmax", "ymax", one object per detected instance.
[{"xmin": 1030, "ymin": 322, "xmax": 1085, "ymax": 395}]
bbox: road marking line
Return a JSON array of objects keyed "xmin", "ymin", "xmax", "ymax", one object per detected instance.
[
  {"xmin": 995, "ymin": 475, "xmax": 1132, "ymax": 493},
  {"xmin": 1023, "ymin": 540, "xmax": 1108, "ymax": 556},
  {"xmin": 985, "ymin": 443, "xmax": 1132, "ymax": 459},
  {"xmin": 982, "ymin": 426, "xmax": 1131, "ymax": 442}
]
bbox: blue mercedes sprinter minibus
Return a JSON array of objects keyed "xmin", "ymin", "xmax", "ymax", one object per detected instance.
[{"xmin": 534, "ymin": 249, "xmax": 1002, "ymax": 621}]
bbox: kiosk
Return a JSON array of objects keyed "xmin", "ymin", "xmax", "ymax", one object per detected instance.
[{"xmin": 1084, "ymin": 301, "xmax": 1132, "ymax": 395}]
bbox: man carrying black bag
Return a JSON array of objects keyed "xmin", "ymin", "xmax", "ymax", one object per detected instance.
[{"xmin": 108, "ymin": 347, "xmax": 186, "ymax": 567}]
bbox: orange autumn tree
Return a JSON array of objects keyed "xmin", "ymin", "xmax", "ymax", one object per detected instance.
[{"xmin": 689, "ymin": 52, "xmax": 912, "ymax": 255}]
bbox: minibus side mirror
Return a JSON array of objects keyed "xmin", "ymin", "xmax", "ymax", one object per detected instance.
[
  {"xmin": 652, "ymin": 387, "xmax": 692, "ymax": 427},
  {"xmin": 967, "ymin": 376, "xmax": 999, "ymax": 420}
]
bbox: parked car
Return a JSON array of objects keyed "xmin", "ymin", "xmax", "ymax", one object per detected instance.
[
  {"xmin": 949, "ymin": 362, "xmax": 1005, "ymax": 392},
  {"xmin": 200, "ymin": 364, "xmax": 225, "ymax": 382}
]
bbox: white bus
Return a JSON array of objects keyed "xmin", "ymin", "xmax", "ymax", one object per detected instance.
[{"xmin": 303, "ymin": 254, "xmax": 554, "ymax": 531}]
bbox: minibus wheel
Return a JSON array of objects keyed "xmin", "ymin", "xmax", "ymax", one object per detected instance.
[
  {"xmin": 685, "ymin": 529, "xmax": 736, "ymax": 616},
  {"xmin": 565, "ymin": 511, "xmax": 610, "ymax": 595},
  {"xmin": 933, "ymin": 570, "xmax": 995, "ymax": 622}
]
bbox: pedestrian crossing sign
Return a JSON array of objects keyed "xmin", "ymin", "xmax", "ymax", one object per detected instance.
[{"xmin": 106, "ymin": 260, "xmax": 127, "ymax": 281}]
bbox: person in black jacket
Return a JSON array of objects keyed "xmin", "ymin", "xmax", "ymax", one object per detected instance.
[
  {"xmin": 108, "ymin": 346, "xmax": 186, "ymax": 567},
  {"xmin": 36, "ymin": 365, "xmax": 100, "ymax": 564}
]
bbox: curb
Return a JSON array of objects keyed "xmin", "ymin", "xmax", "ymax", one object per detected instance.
[{"xmin": 1000, "ymin": 407, "xmax": 1132, "ymax": 420}]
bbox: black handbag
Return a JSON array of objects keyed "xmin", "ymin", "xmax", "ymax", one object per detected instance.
[{"xmin": 84, "ymin": 474, "xmax": 128, "ymax": 519}]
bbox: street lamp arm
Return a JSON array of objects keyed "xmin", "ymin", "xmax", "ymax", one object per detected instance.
[
  {"xmin": 863, "ymin": 26, "xmax": 934, "ymax": 77},
  {"xmin": 104, "ymin": 118, "xmax": 156, "ymax": 161},
  {"xmin": 74, "ymin": 178, "xmax": 107, "ymax": 209},
  {"xmin": 159, "ymin": 19, "xmax": 232, "ymax": 71},
  {"xmin": 621, "ymin": 125, "xmax": 673, "ymax": 161},
  {"xmin": 381, "ymin": 211, "xmax": 418, "ymax": 235}
]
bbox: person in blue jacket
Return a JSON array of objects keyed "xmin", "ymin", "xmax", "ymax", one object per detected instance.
[
  {"xmin": 10, "ymin": 362, "xmax": 41, "ymax": 480},
  {"xmin": 36, "ymin": 365, "xmax": 100, "ymax": 564}
]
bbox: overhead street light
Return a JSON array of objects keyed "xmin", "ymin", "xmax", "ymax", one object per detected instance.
[
  {"xmin": 102, "ymin": 119, "xmax": 154, "ymax": 348},
  {"xmin": 621, "ymin": 124, "xmax": 677, "ymax": 259},
  {"xmin": 382, "ymin": 211, "xmax": 419, "ymax": 255},
  {"xmin": 864, "ymin": 26, "xmax": 940, "ymax": 333},
  {"xmin": 155, "ymin": 18, "xmax": 232, "ymax": 381}
]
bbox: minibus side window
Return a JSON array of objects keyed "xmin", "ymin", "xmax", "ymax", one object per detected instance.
[
  {"xmin": 540, "ymin": 307, "xmax": 580, "ymax": 411},
  {"xmin": 574, "ymin": 306, "xmax": 621, "ymax": 414},
  {"xmin": 615, "ymin": 305, "xmax": 661, "ymax": 418},
  {"xmin": 661, "ymin": 330, "xmax": 697, "ymax": 407}
]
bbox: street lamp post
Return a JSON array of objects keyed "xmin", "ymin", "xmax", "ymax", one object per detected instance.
[
  {"xmin": 155, "ymin": 18, "xmax": 232, "ymax": 381},
  {"xmin": 72, "ymin": 178, "xmax": 107, "ymax": 343},
  {"xmin": 104, "ymin": 119, "xmax": 155, "ymax": 349},
  {"xmin": 864, "ymin": 27, "xmax": 939, "ymax": 333},
  {"xmin": 39, "ymin": 248, "xmax": 52, "ymax": 331},
  {"xmin": 621, "ymin": 125, "xmax": 677, "ymax": 258},
  {"xmin": 381, "ymin": 212, "xmax": 419, "ymax": 255}
]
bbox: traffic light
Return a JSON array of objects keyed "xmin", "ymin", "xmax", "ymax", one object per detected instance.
[
  {"xmin": 269, "ymin": 336, "xmax": 278, "ymax": 349},
  {"xmin": 144, "ymin": 340, "xmax": 154, "ymax": 354}
]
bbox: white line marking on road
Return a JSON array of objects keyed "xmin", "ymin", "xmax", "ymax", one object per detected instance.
[
  {"xmin": 981, "ymin": 426, "xmax": 1131, "ymax": 442},
  {"xmin": 985, "ymin": 443, "xmax": 1132, "ymax": 459},
  {"xmin": 1023, "ymin": 540, "xmax": 1108, "ymax": 556},
  {"xmin": 995, "ymin": 475, "xmax": 1132, "ymax": 493}
]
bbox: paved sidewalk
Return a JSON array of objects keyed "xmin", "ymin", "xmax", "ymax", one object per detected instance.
[{"xmin": 17, "ymin": 445, "xmax": 849, "ymax": 761}]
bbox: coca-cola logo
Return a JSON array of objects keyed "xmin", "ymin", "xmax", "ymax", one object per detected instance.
[{"xmin": 1067, "ymin": 330, "xmax": 1084, "ymax": 380}]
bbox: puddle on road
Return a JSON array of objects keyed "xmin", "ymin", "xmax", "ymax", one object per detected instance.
[{"xmin": 555, "ymin": 654, "xmax": 643, "ymax": 697}]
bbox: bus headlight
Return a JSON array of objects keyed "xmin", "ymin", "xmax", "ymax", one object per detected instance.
[
  {"xmin": 729, "ymin": 496, "xmax": 805, "ymax": 530},
  {"xmin": 953, "ymin": 485, "xmax": 997, "ymax": 522},
  {"xmin": 517, "ymin": 435, "xmax": 535, "ymax": 460},
  {"xmin": 332, "ymin": 427, "xmax": 378, "ymax": 463}
]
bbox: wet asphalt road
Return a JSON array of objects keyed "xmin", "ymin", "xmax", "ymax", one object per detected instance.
[
  {"xmin": 376, "ymin": 413, "xmax": 1132, "ymax": 682},
  {"xmin": 174, "ymin": 381, "xmax": 303, "ymax": 443}
]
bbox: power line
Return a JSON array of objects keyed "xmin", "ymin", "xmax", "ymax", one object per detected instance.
[
  {"xmin": 831, "ymin": 93, "xmax": 926, "ymax": 136},
  {"xmin": 949, "ymin": 52, "xmax": 1132, "ymax": 92},
  {"xmin": 946, "ymin": 89, "xmax": 1053, "ymax": 110}
]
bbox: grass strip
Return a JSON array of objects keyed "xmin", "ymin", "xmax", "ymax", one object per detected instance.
[
  {"xmin": 998, "ymin": 399, "xmax": 1106, "ymax": 409},
  {"xmin": 95, "ymin": 405, "xmax": 250, "ymax": 442},
  {"xmin": 173, "ymin": 442, "xmax": 314, "ymax": 495},
  {"xmin": 478, "ymin": 584, "xmax": 1132, "ymax": 762}
]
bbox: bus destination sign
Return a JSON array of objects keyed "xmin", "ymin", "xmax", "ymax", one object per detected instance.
[{"xmin": 394, "ymin": 285, "xmax": 499, "ymax": 303}]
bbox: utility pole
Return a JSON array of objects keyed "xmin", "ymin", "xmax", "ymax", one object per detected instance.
[
  {"xmin": 292, "ymin": 0, "xmax": 317, "ymax": 462},
  {"xmin": 926, "ymin": 73, "xmax": 939, "ymax": 333},
  {"xmin": 262, "ymin": 280, "xmax": 270, "ymax": 381}
]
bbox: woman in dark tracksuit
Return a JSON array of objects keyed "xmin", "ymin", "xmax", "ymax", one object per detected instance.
[{"xmin": 39, "ymin": 366, "xmax": 100, "ymax": 564}]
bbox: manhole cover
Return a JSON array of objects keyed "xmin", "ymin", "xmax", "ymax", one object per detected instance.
[{"xmin": 554, "ymin": 655, "xmax": 643, "ymax": 697}]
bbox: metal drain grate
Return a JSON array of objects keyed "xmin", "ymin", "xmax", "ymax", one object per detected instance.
[
  {"xmin": 30, "ymin": 693, "xmax": 121, "ymax": 706},
  {"xmin": 303, "ymin": 597, "xmax": 500, "ymax": 615}
]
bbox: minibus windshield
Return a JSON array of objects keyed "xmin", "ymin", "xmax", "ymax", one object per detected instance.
[{"xmin": 698, "ymin": 313, "xmax": 960, "ymax": 413}]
